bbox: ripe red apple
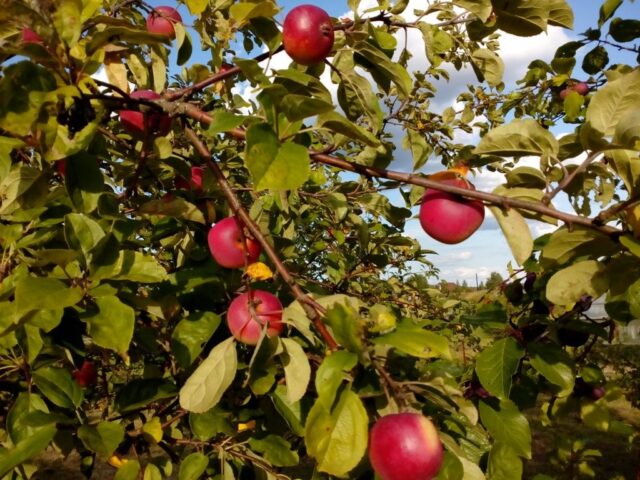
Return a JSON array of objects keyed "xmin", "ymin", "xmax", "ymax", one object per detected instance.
[
  {"xmin": 73, "ymin": 361, "xmax": 98, "ymax": 388},
  {"xmin": 369, "ymin": 413, "xmax": 444, "ymax": 480},
  {"xmin": 207, "ymin": 216, "xmax": 261, "ymax": 269},
  {"xmin": 419, "ymin": 178, "xmax": 485, "ymax": 244},
  {"xmin": 559, "ymin": 81, "xmax": 589, "ymax": 100},
  {"xmin": 227, "ymin": 290, "xmax": 283, "ymax": 345},
  {"xmin": 22, "ymin": 27, "xmax": 43, "ymax": 44},
  {"xmin": 282, "ymin": 5, "xmax": 334, "ymax": 65},
  {"xmin": 118, "ymin": 90, "xmax": 171, "ymax": 137},
  {"xmin": 175, "ymin": 166, "xmax": 205, "ymax": 192},
  {"xmin": 146, "ymin": 6, "xmax": 182, "ymax": 39}
]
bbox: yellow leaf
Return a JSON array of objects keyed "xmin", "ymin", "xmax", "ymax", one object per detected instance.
[
  {"xmin": 142, "ymin": 417, "xmax": 163, "ymax": 443},
  {"xmin": 245, "ymin": 262, "xmax": 273, "ymax": 281},
  {"xmin": 237, "ymin": 420, "xmax": 256, "ymax": 432},
  {"xmin": 108, "ymin": 455, "xmax": 127, "ymax": 469}
]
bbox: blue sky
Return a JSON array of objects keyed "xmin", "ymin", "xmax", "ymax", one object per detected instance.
[{"xmin": 149, "ymin": 0, "xmax": 640, "ymax": 283}]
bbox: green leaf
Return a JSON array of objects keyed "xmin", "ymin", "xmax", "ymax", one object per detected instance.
[
  {"xmin": 373, "ymin": 323, "xmax": 452, "ymax": 359},
  {"xmin": 471, "ymin": 48, "xmax": 505, "ymax": 87},
  {"xmin": 545, "ymin": 260, "xmax": 609, "ymax": 306},
  {"xmin": 115, "ymin": 460, "xmax": 141, "ymax": 480},
  {"xmin": 476, "ymin": 338, "xmax": 525, "ymax": 399},
  {"xmin": 354, "ymin": 41, "xmax": 412, "ymax": 98},
  {"xmin": 32, "ymin": 367, "xmax": 84, "ymax": 409},
  {"xmin": 84, "ymin": 296, "xmax": 135, "ymax": 355},
  {"xmin": 452, "ymin": 0, "xmax": 492, "ymax": 21},
  {"xmin": 479, "ymin": 398, "xmax": 531, "ymax": 458},
  {"xmin": 280, "ymin": 94, "xmax": 334, "ymax": 122},
  {"xmin": 419, "ymin": 23, "xmax": 454, "ymax": 68},
  {"xmin": 280, "ymin": 338, "xmax": 311, "ymax": 404},
  {"xmin": 315, "ymin": 351, "xmax": 358, "ymax": 410},
  {"xmin": 172, "ymin": 311, "xmax": 221, "ymax": 369},
  {"xmin": 0, "ymin": 425, "xmax": 56, "ymax": 477},
  {"xmin": 249, "ymin": 435, "xmax": 299, "ymax": 467},
  {"xmin": 0, "ymin": 166, "xmax": 48, "ymax": 215},
  {"xmin": 175, "ymin": 22, "xmax": 193, "ymax": 66},
  {"xmin": 403, "ymin": 129, "xmax": 431, "ymax": 170},
  {"xmin": 186, "ymin": 0, "xmax": 208, "ymax": 15},
  {"xmin": 179, "ymin": 337, "xmax": 238, "ymax": 413},
  {"xmin": 609, "ymin": 18, "xmax": 640, "ymax": 42},
  {"xmin": 528, "ymin": 343, "xmax": 575, "ymax": 396},
  {"xmin": 64, "ymin": 213, "xmax": 105, "ymax": 262},
  {"xmin": 580, "ymin": 399, "xmax": 610, "ymax": 431},
  {"xmin": 77, "ymin": 421, "xmax": 125, "ymax": 458},
  {"xmin": 52, "ymin": 0, "xmax": 82, "ymax": 47},
  {"xmin": 540, "ymin": 226, "xmax": 618, "ymax": 268},
  {"xmin": 474, "ymin": 119, "xmax": 559, "ymax": 157},
  {"xmin": 208, "ymin": 110, "xmax": 247, "ymax": 135},
  {"xmin": 115, "ymin": 379, "xmax": 178, "ymax": 413},
  {"xmin": 324, "ymin": 303, "xmax": 364, "ymax": 354},
  {"xmin": 493, "ymin": 0, "xmax": 549, "ymax": 36},
  {"xmin": 599, "ymin": 0, "xmax": 623, "ymax": 27},
  {"xmin": 86, "ymin": 27, "xmax": 171, "ymax": 55},
  {"xmin": 179, "ymin": 452, "xmax": 209, "ymax": 480},
  {"xmin": 614, "ymin": 110, "xmax": 640, "ymax": 150},
  {"xmin": 190, "ymin": 407, "xmax": 234, "ymax": 440},
  {"xmin": 547, "ymin": 0, "xmax": 574, "ymax": 29},
  {"xmin": 585, "ymin": 69, "xmax": 640, "ymax": 138},
  {"xmin": 317, "ymin": 111, "xmax": 381, "ymax": 147},
  {"xmin": 582, "ymin": 45, "xmax": 609, "ymax": 75},
  {"xmin": 505, "ymin": 167, "xmax": 547, "ymax": 189},
  {"xmin": 245, "ymin": 123, "xmax": 310, "ymax": 191},
  {"xmin": 139, "ymin": 197, "xmax": 206, "ymax": 224},
  {"xmin": 91, "ymin": 250, "xmax": 169, "ymax": 283},
  {"xmin": 563, "ymin": 91, "xmax": 585, "ymax": 122},
  {"xmin": 488, "ymin": 206, "xmax": 533, "ymax": 265},
  {"xmin": 144, "ymin": 464, "xmax": 163, "ymax": 480},
  {"xmin": 270, "ymin": 385, "xmax": 307, "ymax": 436},
  {"xmin": 229, "ymin": 2, "xmax": 279, "ymax": 26},
  {"xmin": 15, "ymin": 276, "xmax": 83, "ymax": 317},
  {"xmin": 305, "ymin": 388, "xmax": 368, "ymax": 477},
  {"xmin": 64, "ymin": 153, "xmax": 103, "ymax": 213},
  {"xmin": 487, "ymin": 442, "xmax": 523, "ymax": 480}
]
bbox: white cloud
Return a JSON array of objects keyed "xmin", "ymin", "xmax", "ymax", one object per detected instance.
[{"xmin": 445, "ymin": 251, "xmax": 473, "ymax": 261}]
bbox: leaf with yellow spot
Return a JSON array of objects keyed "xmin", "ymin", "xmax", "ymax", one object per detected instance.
[{"xmin": 245, "ymin": 262, "xmax": 273, "ymax": 281}]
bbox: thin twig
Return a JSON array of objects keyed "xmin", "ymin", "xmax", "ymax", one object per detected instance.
[{"xmin": 544, "ymin": 151, "xmax": 602, "ymax": 203}]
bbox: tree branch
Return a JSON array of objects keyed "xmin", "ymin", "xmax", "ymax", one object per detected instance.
[
  {"xmin": 543, "ymin": 151, "xmax": 602, "ymax": 204},
  {"xmin": 183, "ymin": 127, "xmax": 338, "ymax": 350}
]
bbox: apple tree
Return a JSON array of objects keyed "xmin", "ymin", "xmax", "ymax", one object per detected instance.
[{"xmin": 0, "ymin": 0, "xmax": 639, "ymax": 478}]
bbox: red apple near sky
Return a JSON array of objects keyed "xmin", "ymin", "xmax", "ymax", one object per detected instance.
[
  {"xmin": 559, "ymin": 81, "xmax": 589, "ymax": 100},
  {"xmin": 369, "ymin": 413, "xmax": 444, "ymax": 480},
  {"xmin": 419, "ymin": 177, "xmax": 485, "ymax": 244},
  {"xmin": 146, "ymin": 6, "xmax": 182, "ymax": 39},
  {"xmin": 22, "ymin": 27, "xmax": 43, "ymax": 44},
  {"xmin": 175, "ymin": 166, "xmax": 205, "ymax": 192},
  {"xmin": 118, "ymin": 90, "xmax": 171, "ymax": 137},
  {"xmin": 73, "ymin": 361, "xmax": 98, "ymax": 388},
  {"xmin": 227, "ymin": 290, "xmax": 283, "ymax": 345},
  {"xmin": 282, "ymin": 5, "xmax": 334, "ymax": 65},
  {"xmin": 208, "ymin": 216, "xmax": 261, "ymax": 268}
]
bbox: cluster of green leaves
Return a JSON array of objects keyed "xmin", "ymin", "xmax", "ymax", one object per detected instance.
[{"xmin": 0, "ymin": 0, "xmax": 639, "ymax": 479}]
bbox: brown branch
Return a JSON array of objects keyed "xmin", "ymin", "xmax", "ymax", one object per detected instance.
[
  {"xmin": 183, "ymin": 127, "xmax": 338, "ymax": 350},
  {"xmin": 164, "ymin": 102, "xmax": 621, "ymax": 236},
  {"xmin": 544, "ymin": 151, "xmax": 602, "ymax": 204},
  {"xmin": 166, "ymin": 46, "xmax": 284, "ymax": 101}
]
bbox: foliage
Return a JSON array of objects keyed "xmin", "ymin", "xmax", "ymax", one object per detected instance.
[{"xmin": 0, "ymin": 0, "xmax": 639, "ymax": 479}]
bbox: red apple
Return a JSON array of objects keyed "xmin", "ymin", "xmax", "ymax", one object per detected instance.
[
  {"xmin": 227, "ymin": 290, "xmax": 283, "ymax": 345},
  {"xmin": 73, "ymin": 361, "xmax": 98, "ymax": 388},
  {"xmin": 118, "ymin": 90, "xmax": 171, "ymax": 137},
  {"xmin": 22, "ymin": 27, "xmax": 43, "ymax": 44},
  {"xmin": 175, "ymin": 166, "xmax": 205, "ymax": 192},
  {"xmin": 369, "ymin": 413, "xmax": 444, "ymax": 480},
  {"xmin": 56, "ymin": 159, "xmax": 66, "ymax": 177},
  {"xmin": 207, "ymin": 216, "xmax": 261, "ymax": 269},
  {"xmin": 419, "ymin": 178, "xmax": 485, "ymax": 244},
  {"xmin": 560, "ymin": 81, "xmax": 589, "ymax": 100},
  {"xmin": 282, "ymin": 5, "xmax": 334, "ymax": 65},
  {"xmin": 146, "ymin": 6, "xmax": 182, "ymax": 39}
]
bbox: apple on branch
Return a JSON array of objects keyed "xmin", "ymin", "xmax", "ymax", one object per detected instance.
[
  {"xmin": 419, "ymin": 176, "xmax": 485, "ymax": 244},
  {"xmin": 208, "ymin": 216, "xmax": 262, "ymax": 269},
  {"xmin": 118, "ymin": 90, "xmax": 171, "ymax": 137},
  {"xmin": 282, "ymin": 5, "xmax": 334, "ymax": 65},
  {"xmin": 369, "ymin": 412, "xmax": 444, "ymax": 480},
  {"xmin": 227, "ymin": 290, "xmax": 283, "ymax": 345},
  {"xmin": 146, "ymin": 6, "xmax": 183, "ymax": 39}
]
